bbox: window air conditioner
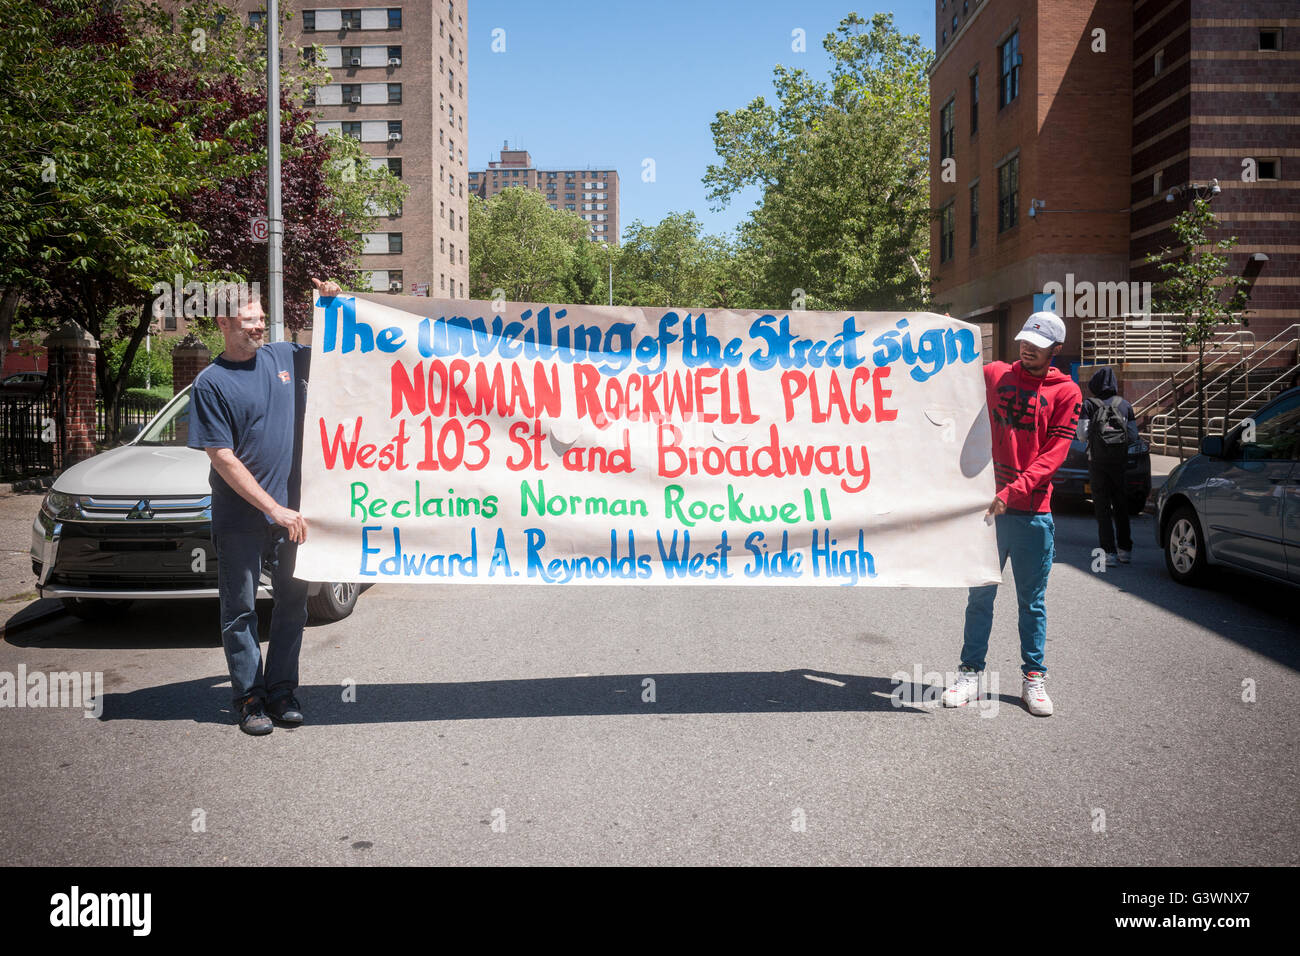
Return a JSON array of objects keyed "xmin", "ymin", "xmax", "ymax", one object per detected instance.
[
  {"xmin": 389, "ymin": 281, "xmax": 402, "ymax": 292},
  {"xmin": 388, "ymin": 57, "xmax": 401, "ymax": 66},
  {"xmin": 350, "ymin": 57, "xmax": 361, "ymax": 66},
  {"xmin": 350, "ymin": 95, "xmax": 362, "ymax": 103},
  {"xmin": 388, "ymin": 132, "xmax": 402, "ymax": 142}
]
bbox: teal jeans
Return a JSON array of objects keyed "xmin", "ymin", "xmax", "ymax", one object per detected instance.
[{"xmin": 961, "ymin": 512, "xmax": 1055, "ymax": 677}]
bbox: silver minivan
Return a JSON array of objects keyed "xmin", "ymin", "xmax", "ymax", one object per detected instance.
[{"xmin": 1155, "ymin": 387, "xmax": 1300, "ymax": 586}]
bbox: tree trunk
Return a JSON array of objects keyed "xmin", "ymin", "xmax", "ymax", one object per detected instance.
[
  {"xmin": 0, "ymin": 286, "xmax": 20, "ymax": 373},
  {"xmin": 1196, "ymin": 344, "xmax": 1206, "ymax": 444},
  {"xmin": 102, "ymin": 298, "xmax": 155, "ymax": 444}
]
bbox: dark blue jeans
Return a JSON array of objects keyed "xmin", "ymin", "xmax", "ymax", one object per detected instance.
[
  {"xmin": 961, "ymin": 512, "xmax": 1055, "ymax": 677},
  {"xmin": 213, "ymin": 521, "xmax": 308, "ymax": 708}
]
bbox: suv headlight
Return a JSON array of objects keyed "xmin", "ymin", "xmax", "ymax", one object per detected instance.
[{"xmin": 42, "ymin": 491, "xmax": 81, "ymax": 520}]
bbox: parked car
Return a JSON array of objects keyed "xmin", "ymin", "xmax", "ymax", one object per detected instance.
[
  {"xmin": 1052, "ymin": 436, "xmax": 1153, "ymax": 515},
  {"xmin": 30, "ymin": 386, "xmax": 359, "ymax": 622},
  {"xmin": 0, "ymin": 370, "xmax": 47, "ymax": 395},
  {"xmin": 1155, "ymin": 386, "xmax": 1300, "ymax": 586}
]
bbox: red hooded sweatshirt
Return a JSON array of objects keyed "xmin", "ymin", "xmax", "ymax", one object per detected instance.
[{"xmin": 984, "ymin": 361, "xmax": 1083, "ymax": 513}]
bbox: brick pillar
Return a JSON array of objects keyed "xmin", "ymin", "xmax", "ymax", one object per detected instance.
[
  {"xmin": 172, "ymin": 333, "xmax": 211, "ymax": 393},
  {"xmin": 44, "ymin": 321, "xmax": 98, "ymax": 468}
]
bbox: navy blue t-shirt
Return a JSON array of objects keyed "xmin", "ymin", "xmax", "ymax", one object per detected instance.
[{"xmin": 188, "ymin": 341, "xmax": 311, "ymax": 532}]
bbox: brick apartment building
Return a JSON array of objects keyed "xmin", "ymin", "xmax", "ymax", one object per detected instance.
[
  {"xmin": 227, "ymin": 1, "xmax": 469, "ymax": 304},
  {"xmin": 929, "ymin": 0, "xmax": 1296, "ymax": 366},
  {"xmin": 470, "ymin": 147, "xmax": 621, "ymax": 245}
]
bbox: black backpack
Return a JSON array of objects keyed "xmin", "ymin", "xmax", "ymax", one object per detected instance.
[{"xmin": 1091, "ymin": 396, "xmax": 1129, "ymax": 453}]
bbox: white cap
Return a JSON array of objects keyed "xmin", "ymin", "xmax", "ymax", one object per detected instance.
[{"xmin": 1015, "ymin": 311, "xmax": 1066, "ymax": 349}]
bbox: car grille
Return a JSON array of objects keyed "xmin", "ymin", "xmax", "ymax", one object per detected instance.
[
  {"xmin": 46, "ymin": 519, "xmax": 217, "ymax": 588},
  {"xmin": 76, "ymin": 495, "xmax": 209, "ymax": 521}
]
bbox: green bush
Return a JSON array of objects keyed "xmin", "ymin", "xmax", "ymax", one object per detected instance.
[{"xmin": 105, "ymin": 335, "xmax": 174, "ymax": 390}]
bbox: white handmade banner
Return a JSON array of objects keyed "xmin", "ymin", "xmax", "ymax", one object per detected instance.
[{"xmin": 293, "ymin": 293, "xmax": 1001, "ymax": 587}]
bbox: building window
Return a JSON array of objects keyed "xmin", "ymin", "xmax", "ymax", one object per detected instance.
[
  {"xmin": 388, "ymin": 8, "xmax": 402, "ymax": 30},
  {"xmin": 997, "ymin": 155, "xmax": 1019, "ymax": 233},
  {"xmin": 388, "ymin": 233, "xmax": 403, "ymax": 254},
  {"xmin": 1153, "ymin": 170, "xmax": 1162, "ymax": 196},
  {"xmin": 341, "ymin": 83, "xmax": 360, "ymax": 103},
  {"xmin": 388, "ymin": 120, "xmax": 402, "ymax": 136},
  {"xmin": 389, "ymin": 270, "xmax": 403, "ymax": 289},
  {"xmin": 342, "ymin": 121, "xmax": 361, "ymax": 139},
  {"xmin": 388, "ymin": 158, "xmax": 402, "ymax": 178},
  {"xmin": 1257, "ymin": 158, "xmax": 1280, "ymax": 179},
  {"xmin": 969, "ymin": 183, "xmax": 979, "ymax": 247},
  {"xmin": 969, "ymin": 71, "xmax": 979, "ymax": 134},
  {"xmin": 1259, "ymin": 29, "xmax": 1281, "ymax": 51},
  {"xmin": 343, "ymin": 46, "xmax": 360, "ymax": 65},
  {"xmin": 303, "ymin": 10, "xmax": 315, "ymax": 30},
  {"xmin": 1153, "ymin": 48, "xmax": 1164, "ymax": 76},
  {"xmin": 249, "ymin": 11, "xmax": 264, "ymax": 28},
  {"xmin": 999, "ymin": 31, "xmax": 1020, "ymax": 107},
  {"xmin": 940, "ymin": 99, "xmax": 955, "ymax": 160},
  {"xmin": 388, "ymin": 45, "xmax": 402, "ymax": 61},
  {"xmin": 388, "ymin": 83, "xmax": 402, "ymax": 104},
  {"xmin": 939, "ymin": 203, "xmax": 955, "ymax": 263},
  {"xmin": 342, "ymin": 10, "xmax": 362, "ymax": 30},
  {"xmin": 942, "ymin": 29, "xmax": 946, "ymax": 45}
]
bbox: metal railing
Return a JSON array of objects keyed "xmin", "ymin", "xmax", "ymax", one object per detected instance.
[
  {"xmin": 1082, "ymin": 314, "xmax": 1254, "ymax": 365},
  {"xmin": 1144, "ymin": 323, "xmax": 1300, "ymax": 456}
]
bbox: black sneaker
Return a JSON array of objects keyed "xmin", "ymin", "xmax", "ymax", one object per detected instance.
[
  {"xmin": 267, "ymin": 694, "xmax": 303, "ymax": 725},
  {"xmin": 238, "ymin": 696, "xmax": 273, "ymax": 736}
]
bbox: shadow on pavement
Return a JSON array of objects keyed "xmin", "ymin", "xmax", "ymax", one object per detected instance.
[
  {"xmin": 1049, "ymin": 504, "xmax": 1299, "ymax": 670},
  {"xmin": 98, "ymin": 669, "xmax": 931, "ymax": 725},
  {"xmin": 4, "ymin": 598, "xmax": 350, "ymax": 650}
]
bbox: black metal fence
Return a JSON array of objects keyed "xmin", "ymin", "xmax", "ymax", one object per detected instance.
[
  {"xmin": 0, "ymin": 391, "xmax": 60, "ymax": 478},
  {"xmin": 95, "ymin": 392, "xmax": 169, "ymax": 443},
  {"xmin": 1, "ymin": 386, "xmax": 168, "ymax": 479}
]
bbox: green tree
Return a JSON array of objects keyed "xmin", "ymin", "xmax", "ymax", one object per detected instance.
[
  {"xmin": 615, "ymin": 212, "xmax": 734, "ymax": 309},
  {"xmin": 1, "ymin": 0, "xmax": 402, "ymax": 437},
  {"xmin": 1148, "ymin": 197, "xmax": 1250, "ymax": 442},
  {"xmin": 468, "ymin": 187, "xmax": 591, "ymax": 302},
  {"xmin": 704, "ymin": 13, "xmax": 931, "ymax": 311}
]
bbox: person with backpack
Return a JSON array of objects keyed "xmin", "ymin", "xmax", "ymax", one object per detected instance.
[{"xmin": 1077, "ymin": 367, "xmax": 1139, "ymax": 566}]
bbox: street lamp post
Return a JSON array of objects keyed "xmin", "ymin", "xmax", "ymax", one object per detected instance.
[{"xmin": 266, "ymin": 0, "xmax": 284, "ymax": 342}]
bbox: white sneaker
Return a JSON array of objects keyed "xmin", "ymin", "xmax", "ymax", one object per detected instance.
[
  {"xmin": 1117, "ymin": 549, "xmax": 1131, "ymax": 564},
  {"xmin": 1104, "ymin": 552, "xmax": 1118, "ymax": 568},
  {"xmin": 941, "ymin": 667, "xmax": 982, "ymax": 707},
  {"xmin": 1022, "ymin": 672, "xmax": 1053, "ymax": 716}
]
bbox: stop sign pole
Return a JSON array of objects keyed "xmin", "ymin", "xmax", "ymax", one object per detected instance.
[{"xmin": 266, "ymin": 0, "xmax": 284, "ymax": 342}]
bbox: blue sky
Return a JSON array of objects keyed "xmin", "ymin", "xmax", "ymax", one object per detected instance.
[{"xmin": 467, "ymin": 1, "xmax": 934, "ymax": 240}]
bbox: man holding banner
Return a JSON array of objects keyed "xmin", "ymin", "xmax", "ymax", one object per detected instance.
[
  {"xmin": 188, "ymin": 279, "xmax": 339, "ymax": 736},
  {"xmin": 942, "ymin": 312, "xmax": 1081, "ymax": 717}
]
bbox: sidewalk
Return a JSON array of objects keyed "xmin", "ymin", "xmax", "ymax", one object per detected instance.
[{"xmin": 0, "ymin": 488, "xmax": 62, "ymax": 636}]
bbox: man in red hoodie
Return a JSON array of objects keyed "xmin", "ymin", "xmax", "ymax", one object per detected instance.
[{"xmin": 942, "ymin": 312, "xmax": 1082, "ymax": 716}]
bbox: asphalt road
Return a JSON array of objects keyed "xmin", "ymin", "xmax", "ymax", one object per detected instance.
[{"xmin": 0, "ymin": 495, "xmax": 1295, "ymax": 866}]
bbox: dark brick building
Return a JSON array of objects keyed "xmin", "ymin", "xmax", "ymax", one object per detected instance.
[{"xmin": 930, "ymin": 0, "xmax": 1296, "ymax": 364}]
